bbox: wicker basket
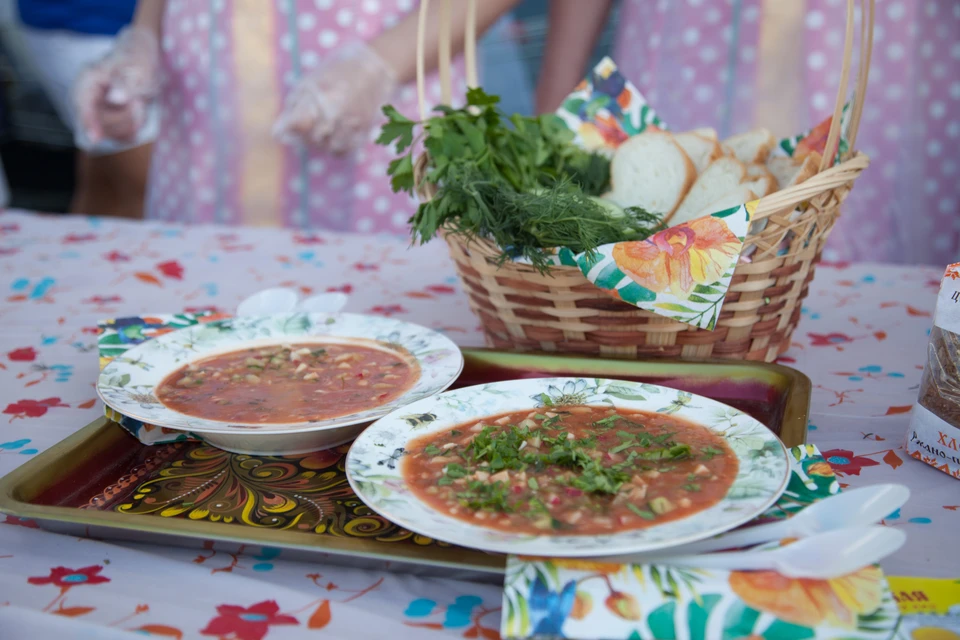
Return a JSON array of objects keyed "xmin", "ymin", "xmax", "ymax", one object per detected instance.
[{"xmin": 413, "ymin": 0, "xmax": 874, "ymax": 362}]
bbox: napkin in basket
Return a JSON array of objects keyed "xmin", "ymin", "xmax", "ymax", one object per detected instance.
[
  {"xmin": 96, "ymin": 312, "xmax": 227, "ymax": 445},
  {"xmin": 523, "ymin": 57, "xmax": 854, "ymax": 331},
  {"xmin": 502, "ymin": 445, "xmax": 900, "ymax": 640}
]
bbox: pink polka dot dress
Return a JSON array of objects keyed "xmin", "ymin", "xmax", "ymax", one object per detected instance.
[
  {"xmin": 149, "ymin": 0, "xmax": 464, "ymax": 234},
  {"xmin": 613, "ymin": 0, "xmax": 960, "ymax": 265}
]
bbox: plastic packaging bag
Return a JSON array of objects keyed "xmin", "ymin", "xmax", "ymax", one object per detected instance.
[{"xmin": 906, "ymin": 263, "xmax": 960, "ymax": 478}]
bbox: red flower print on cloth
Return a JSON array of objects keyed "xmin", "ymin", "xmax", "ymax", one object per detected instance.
[
  {"xmin": 157, "ymin": 260, "xmax": 184, "ymax": 280},
  {"xmin": 808, "ymin": 332, "xmax": 855, "ymax": 347},
  {"xmin": 353, "ymin": 262, "xmax": 378, "ymax": 272},
  {"xmin": 63, "ymin": 233, "xmax": 97, "ymax": 244},
  {"xmin": 28, "ymin": 566, "xmax": 110, "ymax": 588},
  {"xmin": 3, "ymin": 515, "xmax": 38, "ymax": 528},
  {"xmin": 821, "ymin": 449, "xmax": 880, "ymax": 477},
  {"xmin": 294, "ymin": 233, "xmax": 327, "ymax": 245},
  {"xmin": 369, "ymin": 305, "xmax": 407, "ymax": 317},
  {"xmin": 326, "ymin": 284, "xmax": 353, "ymax": 294},
  {"xmin": 103, "ymin": 251, "xmax": 131, "ymax": 262},
  {"xmin": 201, "ymin": 600, "xmax": 298, "ymax": 640},
  {"xmin": 426, "ymin": 284, "xmax": 456, "ymax": 295},
  {"xmin": 7, "ymin": 347, "xmax": 37, "ymax": 362},
  {"xmin": 84, "ymin": 295, "xmax": 123, "ymax": 305},
  {"xmin": 4, "ymin": 397, "xmax": 69, "ymax": 419}
]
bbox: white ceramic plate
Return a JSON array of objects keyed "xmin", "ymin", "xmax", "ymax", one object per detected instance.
[
  {"xmin": 96, "ymin": 313, "xmax": 463, "ymax": 454},
  {"xmin": 346, "ymin": 378, "xmax": 790, "ymax": 557}
]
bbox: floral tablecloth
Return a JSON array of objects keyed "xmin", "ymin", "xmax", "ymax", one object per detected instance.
[{"xmin": 0, "ymin": 210, "xmax": 955, "ymax": 639}]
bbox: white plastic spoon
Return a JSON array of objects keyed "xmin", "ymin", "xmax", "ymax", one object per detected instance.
[
  {"xmin": 650, "ymin": 525, "xmax": 906, "ymax": 579},
  {"xmin": 236, "ymin": 288, "xmax": 350, "ymax": 317},
  {"xmin": 669, "ymin": 483, "xmax": 908, "ymax": 557},
  {"xmin": 236, "ymin": 287, "xmax": 299, "ymax": 317},
  {"xmin": 297, "ymin": 292, "xmax": 349, "ymax": 313},
  {"xmin": 605, "ymin": 484, "xmax": 909, "ymax": 567}
]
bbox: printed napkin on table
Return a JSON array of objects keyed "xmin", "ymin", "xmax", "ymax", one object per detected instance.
[
  {"xmin": 501, "ymin": 446, "xmax": 899, "ymax": 640},
  {"xmin": 96, "ymin": 312, "xmax": 227, "ymax": 445},
  {"xmin": 541, "ymin": 57, "xmax": 854, "ymax": 330}
]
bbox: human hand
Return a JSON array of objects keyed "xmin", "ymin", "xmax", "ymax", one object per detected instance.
[
  {"xmin": 273, "ymin": 42, "xmax": 398, "ymax": 154},
  {"xmin": 75, "ymin": 27, "xmax": 161, "ymax": 147}
]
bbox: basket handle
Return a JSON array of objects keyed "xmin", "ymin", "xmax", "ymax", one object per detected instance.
[
  {"xmin": 416, "ymin": 0, "xmax": 479, "ymax": 120},
  {"xmin": 820, "ymin": 0, "xmax": 874, "ymax": 172}
]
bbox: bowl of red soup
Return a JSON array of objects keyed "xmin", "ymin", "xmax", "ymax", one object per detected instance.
[
  {"xmin": 346, "ymin": 378, "xmax": 789, "ymax": 557},
  {"xmin": 97, "ymin": 313, "xmax": 463, "ymax": 454}
]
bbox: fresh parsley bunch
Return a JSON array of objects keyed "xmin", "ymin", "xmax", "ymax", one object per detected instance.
[{"xmin": 376, "ymin": 88, "xmax": 663, "ymax": 272}]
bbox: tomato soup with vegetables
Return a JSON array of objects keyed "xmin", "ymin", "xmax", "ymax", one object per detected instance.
[
  {"xmin": 404, "ymin": 406, "xmax": 737, "ymax": 535},
  {"xmin": 156, "ymin": 342, "xmax": 418, "ymax": 424}
]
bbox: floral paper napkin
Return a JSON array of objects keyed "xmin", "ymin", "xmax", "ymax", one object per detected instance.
[
  {"xmin": 501, "ymin": 446, "xmax": 900, "ymax": 640},
  {"xmin": 97, "ymin": 312, "xmax": 227, "ymax": 445},
  {"xmin": 542, "ymin": 57, "xmax": 853, "ymax": 330}
]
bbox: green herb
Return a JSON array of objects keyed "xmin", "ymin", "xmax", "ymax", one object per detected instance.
[
  {"xmin": 626, "ymin": 503, "xmax": 656, "ymax": 520},
  {"xmin": 633, "ymin": 444, "xmax": 691, "ymax": 461},
  {"xmin": 616, "ymin": 430, "xmax": 635, "ymax": 441},
  {"xmin": 437, "ymin": 476, "xmax": 453, "ymax": 486},
  {"xmin": 444, "ymin": 463, "xmax": 468, "ymax": 479},
  {"xmin": 541, "ymin": 414, "xmax": 564, "ymax": 429},
  {"xmin": 423, "ymin": 444, "xmax": 442, "ymax": 457},
  {"xmin": 701, "ymin": 446, "xmax": 724, "ymax": 461},
  {"xmin": 682, "ymin": 483, "xmax": 701, "ymax": 492},
  {"xmin": 456, "ymin": 481, "xmax": 512, "ymax": 512},
  {"xmin": 378, "ymin": 88, "xmax": 664, "ymax": 272},
  {"xmin": 450, "ymin": 430, "xmax": 461, "ymax": 436},
  {"xmin": 527, "ymin": 477, "xmax": 539, "ymax": 491},
  {"xmin": 571, "ymin": 463, "xmax": 629, "ymax": 494},
  {"xmin": 687, "ymin": 473, "xmax": 698, "ymax": 482},
  {"xmin": 610, "ymin": 441, "xmax": 635, "ymax": 455}
]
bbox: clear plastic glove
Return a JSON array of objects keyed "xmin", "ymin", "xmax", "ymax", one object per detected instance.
[
  {"xmin": 273, "ymin": 42, "xmax": 398, "ymax": 154},
  {"xmin": 74, "ymin": 27, "xmax": 161, "ymax": 149}
]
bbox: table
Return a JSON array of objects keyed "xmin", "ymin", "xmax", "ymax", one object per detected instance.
[{"xmin": 0, "ymin": 210, "xmax": 955, "ymax": 639}]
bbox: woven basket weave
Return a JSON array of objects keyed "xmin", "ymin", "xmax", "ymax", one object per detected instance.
[{"xmin": 413, "ymin": 0, "xmax": 874, "ymax": 362}]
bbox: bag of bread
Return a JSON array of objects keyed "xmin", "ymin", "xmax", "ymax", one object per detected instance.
[{"xmin": 906, "ymin": 263, "xmax": 960, "ymax": 479}]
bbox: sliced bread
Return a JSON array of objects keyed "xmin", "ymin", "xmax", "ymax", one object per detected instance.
[
  {"xmin": 766, "ymin": 151, "xmax": 822, "ymax": 190},
  {"xmin": 723, "ymin": 128, "xmax": 776, "ymax": 165},
  {"xmin": 690, "ymin": 127, "xmax": 718, "ymax": 140},
  {"xmin": 675, "ymin": 131, "xmax": 723, "ymax": 173},
  {"xmin": 690, "ymin": 185, "xmax": 759, "ymax": 220},
  {"xmin": 608, "ymin": 131, "xmax": 696, "ymax": 219},
  {"xmin": 742, "ymin": 175, "xmax": 776, "ymax": 198},
  {"xmin": 670, "ymin": 157, "xmax": 747, "ymax": 225}
]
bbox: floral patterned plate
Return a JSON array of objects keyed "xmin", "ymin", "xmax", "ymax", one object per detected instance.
[
  {"xmin": 346, "ymin": 378, "xmax": 790, "ymax": 557},
  {"xmin": 96, "ymin": 313, "xmax": 463, "ymax": 454}
]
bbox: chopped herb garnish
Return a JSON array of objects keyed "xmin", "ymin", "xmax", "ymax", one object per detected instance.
[
  {"xmin": 610, "ymin": 441, "xmax": 635, "ymax": 454},
  {"xmin": 445, "ymin": 463, "xmax": 468, "ymax": 479},
  {"xmin": 626, "ymin": 503, "xmax": 656, "ymax": 520},
  {"xmin": 701, "ymin": 446, "xmax": 724, "ymax": 460},
  {"xmin": 456, "ymin": 481, "xmax": 511, "ymax": 511},
  {"xmin": 437, "ymin": 476, "xmax": 453, "ymax": 486},
  {"xmin": 682, "ymin": 483, "xmax": 701, "ymax": 492},
  {"xmin": 450, "ymin": 430, "xmax": 461, "ymax": 436},
  {"xmin": 527, "ymin": 477, "xmax": 539, "ymax": 491},
  {"xmin": 423, "ymin": 444, "xmax": 442, "ymax": 456}
]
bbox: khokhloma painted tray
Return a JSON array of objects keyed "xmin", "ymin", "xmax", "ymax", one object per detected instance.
[{"xmin": 0, "ymin": 350, "xmax": 810, "ymax": 578}]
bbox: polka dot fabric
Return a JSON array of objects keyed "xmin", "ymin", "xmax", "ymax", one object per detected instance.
[
  {"xmin": 613, "ymin": 0, "xmax": 960, "ymax": 265},
  {"xmin": 148, "ymin": 0, "xmax": 465, "ymax": 234}
]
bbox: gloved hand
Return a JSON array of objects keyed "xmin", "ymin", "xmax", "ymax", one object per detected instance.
[
  {"xmin": 273, "ymin": 42, "xmax": 398, "ymax": 154},
  {"xmin": 74, "ymin": 27, "xmax": 161, "ymax": 147}
]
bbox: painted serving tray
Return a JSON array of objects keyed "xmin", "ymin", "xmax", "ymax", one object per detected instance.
[{"xmin": 0, "ymin": 350, "xmax": 810, "ymax": 577}]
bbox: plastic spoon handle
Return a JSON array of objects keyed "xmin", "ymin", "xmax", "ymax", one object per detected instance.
[
  {"xmin": 619, "ymin": 483, "xmax": 911, "ymax": 562},
  {"xmin": 651, "ymin": 526, "xmax": 905, "ymax": 579}
]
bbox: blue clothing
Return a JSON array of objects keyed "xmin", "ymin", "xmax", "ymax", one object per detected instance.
[{"xmin": 17, "ymin": 0, "xmax": 136, "ymax": 36}]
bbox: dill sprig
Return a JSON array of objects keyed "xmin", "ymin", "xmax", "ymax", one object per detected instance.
[{"xmin": 376, "ymin": 88, "xmax": 664, "ymax": 272}]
